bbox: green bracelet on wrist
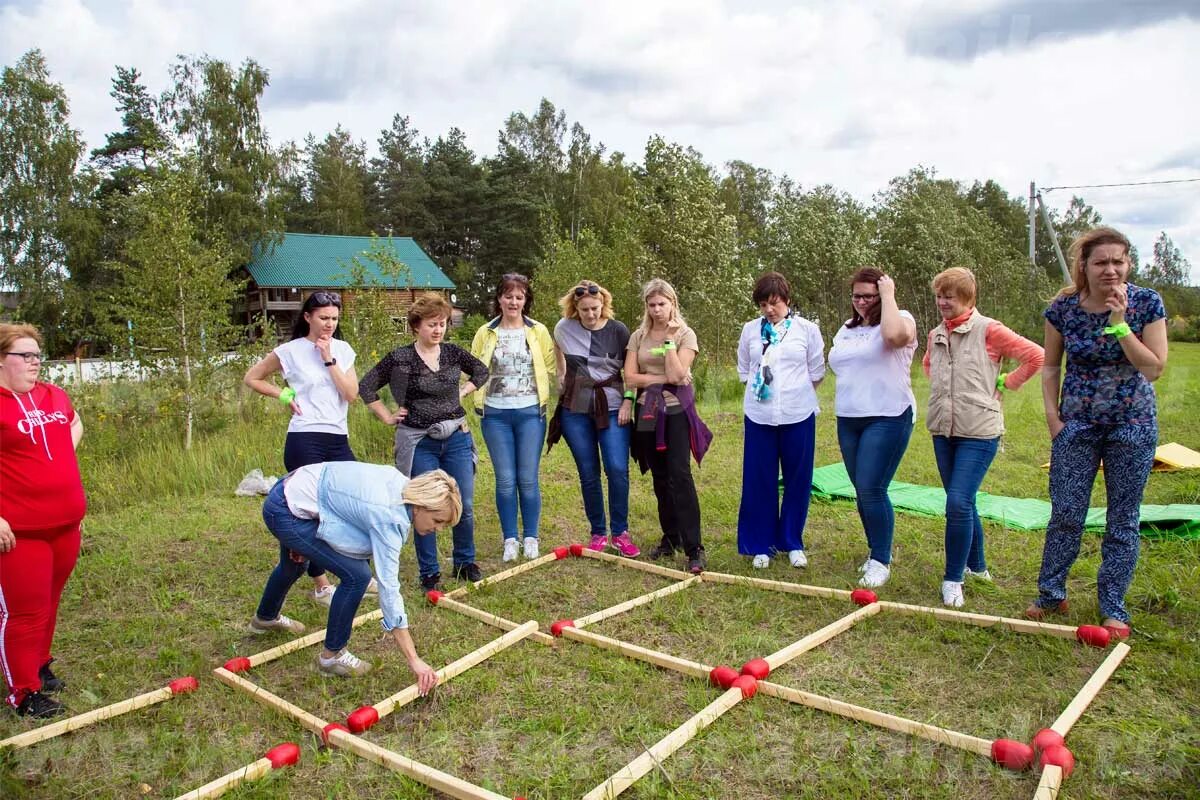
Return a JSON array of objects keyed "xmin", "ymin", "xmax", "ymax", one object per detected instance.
[
  {"xmin": 279, "ymin": 387, "xmax": 296, "ymax": 405},
  {"xmin": 995, "ymin": 373, "xmax": 1008, "ymax": 392},
  {"xmin": 623, "ymin": 390, "xmax": 635, "ymax": 401},
  {"xmin": 1103, "ymin": 322, "xmax": 1132, "ymax": 338}
]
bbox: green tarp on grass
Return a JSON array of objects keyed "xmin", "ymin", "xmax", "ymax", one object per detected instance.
[{"xmin": 809, "ymin": 462, "xmax": 1200, "ymax": 540}]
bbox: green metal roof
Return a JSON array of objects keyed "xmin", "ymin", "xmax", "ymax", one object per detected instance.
[{"xmin": 248, "ymin": 232, "xmax": 455, "ymax": 289}]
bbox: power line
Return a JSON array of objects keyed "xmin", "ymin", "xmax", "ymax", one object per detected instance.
[{"xmin": 1042, "ymin": 177, "xmax": 1200, "ymax": 192}]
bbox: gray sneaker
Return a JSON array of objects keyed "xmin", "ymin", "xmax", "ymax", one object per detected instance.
[
  {"xmin": 247, "ymin": 614, "xmax": 306, "ymax": 635},
  {"xmin": 317, "ymin": 649, "xmax": 371, "ymax": 677}
]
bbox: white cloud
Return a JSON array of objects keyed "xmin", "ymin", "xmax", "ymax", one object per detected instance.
[{"xmin": 2, "ymin": 0, "xmax": 1197, "ymax": 280}]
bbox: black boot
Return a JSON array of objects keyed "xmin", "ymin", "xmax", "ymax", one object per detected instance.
[
  {"xmin": 39, "ymin": 659, "xmax": 65, "ymax": 693},
  {"xmin": 16, "ymin": 691, "xmax": 65, "ymax": 719}
]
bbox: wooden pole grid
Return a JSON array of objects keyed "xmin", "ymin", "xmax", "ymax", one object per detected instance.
[
  {"xmin": 559, "ymin": 626, "xmax": 713, "ymax": 681},
  {"xmin": 443, "ymin": 551, "xmax": 562, "ymax": 599},
  {"xmin": 1050, "ymin": 642, "xmax": 1131, "ymax": 737},
  {"xmin": 433, "ymin": 594, "xmax": 557, "ymax": 646},
  {"xmin": 573, "ymin": 577, "xmax": 701, "ymax": 628},
  {"xmin": 764, "ymin": 602, "xmax": 881, "ymax": 672},
  {"xmin": 699, "ymin": 570, "xmax": 855, "ymax": 600}
]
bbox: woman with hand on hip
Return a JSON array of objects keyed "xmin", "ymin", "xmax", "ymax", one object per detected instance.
[
  {"xmin": 923, "ymin": 268, "xmax": 1043, "ymax": 608},
  {"xmin": 828, "ymin": 270, "xmax": 918, "ymax": 588},
  {"xmin": 625, "ymin": 279, "xmax": 712, "ymax": 574},
  {"xmin": 358, "ymin": 293, "xmax": 489, "ymax": 590},
  {"xmin": 736, "ymin": 271, "xmax": 826, "ymax": 571},
  {"xmin": 0, "ymin": 324, "xmax": 86, "ymax": 718},
  {"xmin": 243, "ymin": 291, "xmax": 360, "ymax": 607},
  {"xmin": 549, "ymin": 280, "xmax": 638, "ymax": 557},
  {"xmin": 1026, "ymin": 227, "xmax": 1167, "ymax": 639},
  {"xmin": 470, "ymin": 274, "xmax": 556, "ymax": 562}
]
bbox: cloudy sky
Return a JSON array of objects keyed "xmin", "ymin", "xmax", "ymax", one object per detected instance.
[{"xmin": 4, "ymin": 0, "xmax": 1198, "ymax": 280}]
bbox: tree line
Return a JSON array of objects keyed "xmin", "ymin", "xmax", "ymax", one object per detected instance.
[{"xmin": 3, "ymin": 48, "xmax": 1196, "ymax": 366}]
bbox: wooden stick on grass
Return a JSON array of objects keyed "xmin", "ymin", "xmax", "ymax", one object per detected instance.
[
  {"xmin": 878, "ymin": 601, "xmax": 1078, "ymax": 639},
  {"xmin": 576, "ymin": 548, "xmax": 693, "ymax": 580},
  {"xmin": 699, "ymin": 571, "xmax": 854, "ymax": 600},
  {"xmin": 1032, "ymin": 764, "xmax": 1064, "ymax": 800},
  {"xmin": 211, "ymin": 667, "xmax": 329, "ymax": 737},
  {"xmin": 172, "ymin": 743, "xmax": 299, "ymax": 800},
  {"xmin": 1050, "ymin": 642, "xmax": 1131, "ymax": 737},
  {"xmin": 573, "ymin": 577, "xmax": 701, "ymax": 628},
  {"xmin": 245, "ymin": 608, "xmax": 383, "ymax": 669},
  {"xmin": 433, "ymin": 594, "xmax": 557, "ymax": 646},
  {"xmin": 763, "ymin": 602, "xmax": 881, "ymax": 672},
  {"xmin": 560, "ymin": 626, "xmax": 713, "ymax": 680},
  {"xmin": 443, "ymin": 552, "xmax": 561, "ymax": 599}
]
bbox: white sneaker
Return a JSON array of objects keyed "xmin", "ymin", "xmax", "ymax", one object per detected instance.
[
  {"xmin": 311, "ymin": 584, "xmax": 336, "ymax": 607},
  {"xmin": 859, "ymin": 559, "xmax": 891, "ymax": 588},
  {"xmin": 752, "ymin": 554, "xmax": 770, "ymax": 569},
  {"xmin": 965, "ymin": 568, "xmax": 993, "ymax": 582},
  {"xmin": 317, "ymin": 649, "xmax": 371, "ymax": 677},
  {"xmin": 365, "ymin": 577, "xmax": 379, "ymax": 595},
  {"xmin": 502, "ymin": 538, "xmax": 520, "ymax": 562},
  {"xmin": 523, "ymin": 537, "xmax": 539, "ymax": 559},
  {"xmin": 941, "ymin": 581, "xmax": 965, "ymax": 608},
  {"xmin": 857, "ymin": 558, "xmax": 870, "ymax": 574},
  {"xmin": 788, "ymin": 549, "xmax": 808, "ymax": 568},
  {"xmin": 248, "ymin": 614, "xmax": 306, "ymax": 635}
]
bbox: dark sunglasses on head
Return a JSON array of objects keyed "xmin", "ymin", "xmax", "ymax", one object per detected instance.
[
  {"xmin": 311, "ymin": 291, "xmax": 342, "ymax": 306},
  {"xmin": 574, "ymin": 284, "xmax": 600, "ymax": 297},
  {"xmin": 502, "ymin": 273, "xmax": 530, "ymax": 284}
]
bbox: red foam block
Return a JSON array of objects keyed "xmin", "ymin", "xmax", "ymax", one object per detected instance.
[
  {"xmin": 740, "ymin": 658, "xmax": 770, "ymax": 680},
  {"xmin": 265, "ymin": 742, "xmax": 300, "ymax": 769},
  {"xmin": 850, "ymin": 588, "xmax": 878, "ymax": 606},
  {"xmin": 731, "ymin": 674, "xmax": 758, "ymax": 699},
  {"xmin": 1076, "ymin": 625, "xmax": 1111, "ymax": 649},
  {"xmin": 1032, "ymin": 728, "xmax": 1064, "ymax": 756},
  {"xmin": 322, "ymin": 722, "xmax": 349, "ymax": 745},
  {"xmin": 1039, "ymin": 745, "xmax": 1075, "ymax": 778},
  {"xmin": 553, "ymin": 546, "xmax": 569, "ymax": 560},
  {"xmin": 426, "ymin": 589, "xmax": 444, "ymax": 605},
  {"xmin": 569, "ymin": 543, "xmax": 584, "ymax": 557},
  {"xmin": 991, "ymin": 738, "xmax": 1034, "ymax": 771},
  {"xmin": 550, "ymin": 619, "xmax": 576, "ymax": 637},
  {"xmin": 168, "ymin": 676, "xmax": 199, "ymax": 694},
  {"xmin": 709, "ymin": 665, "xmax": 739, "ymax": 688},
  {"xmin": 346, "ymin": 705, "xmax": 380, "ymax": 733},
  {"xmin": 223, "ymin": 657, "xmax": 252, "ymax": 673}
]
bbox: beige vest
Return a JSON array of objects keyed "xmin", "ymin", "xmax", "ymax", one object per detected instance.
[{"xmin": 925, "ymin": 309, "xmax": 1004, "ymax": 438}]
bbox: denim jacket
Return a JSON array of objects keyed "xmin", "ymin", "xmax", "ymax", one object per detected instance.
[{"xmin": 315, "ymin": 462, "xmax": 412, "ymax": 631}]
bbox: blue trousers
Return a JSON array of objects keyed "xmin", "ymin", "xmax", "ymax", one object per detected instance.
[
  {"xmin": 837, "ymin": 408, "xmax": 914, "ymax": 564},
  {"xmin": 282, "ymin": 431, "xmax": 356, "ymax": 578},
  {"xmin": 1036, "ymin": 420, "xmax": 1156, "ymax": 623},
  {"xmin": 256, "ymin": 482, "xmax": 371, "ymax": 651},
  {"xmin": 738, "ymin": 414, "xmax": 816, "ymax": 556},
  {"xmin": 481, "ymin": 405, "xmax": 546, "ymax": 540},
  {"xmin": 932, "ymin": 435, "xmax": 999, "ymax": 582},
  {"xmin": 560, "ymin": 409, "xmax": 631, "ymax": 536},
  {"xmin": 411, "ymin": 428, "xmax": 476, "ymax": 578}
]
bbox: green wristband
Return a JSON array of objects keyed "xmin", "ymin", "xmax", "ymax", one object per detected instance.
[
  {"xmin": 995, "ymin": 373, "xmax": 1008, "ymax": 392},
  {"xmin": 1103, "ymin": 322, "xmax": 1132, "ymax": 338},
  {"xmin": 650, "ymin": 342, "xmax": 676, "ymax": 357},
  {"xmin": 623, "ymin": 390, "xmax": 635, "ymax": 401},
  {"xmin": 279, "ymin": 387, "xmax": 296, "ymax": 405}
]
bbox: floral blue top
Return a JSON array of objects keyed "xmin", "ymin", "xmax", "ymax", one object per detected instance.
[{"xmin": 1044, "ymin": 283, "xmax": 1165, "ymax": 426}]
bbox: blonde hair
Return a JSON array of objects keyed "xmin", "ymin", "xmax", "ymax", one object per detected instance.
[
  {"xmin": 558, "ymin": 280, "xmax": 614, "ymax": 321},
  {"xmin": 636, "ymin": 278, "xmax": 687, "ymax": 336},
  {"xmin": 1061, "ymin": 226, "xmax": 1132, "ymax": 298},
  {"xmin": 0, "ymin": 323, "xmax": 42, "ymax": 355},
  {"xmin": 930, "ymin": 267, "xmax": 977, "ymax": 306},
  {"xmin": 402, "ymin": 469, "xmax": 463, "ymax": 527},
  {"xmin": 407, "ymin": 293, "xmax": 453, "ymax": 332}
]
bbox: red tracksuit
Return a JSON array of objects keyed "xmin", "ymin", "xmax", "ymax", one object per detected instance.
[{"xmin": 0, "ymin": 381, "xmax": 86, "ymax": 708}]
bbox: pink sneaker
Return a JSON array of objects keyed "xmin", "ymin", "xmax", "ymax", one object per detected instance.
[
  {"xmin": 610, "ymin": 532, "xmax": 641, "ymax": 558},
  {"xmin": 588, "ymin": 534, "xmax": 608, "ymax": 552}
]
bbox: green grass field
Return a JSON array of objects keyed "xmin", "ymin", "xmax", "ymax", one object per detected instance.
[{"xmin": 2, "ymin": 345, "xmax": 1198, "ymax": 799}]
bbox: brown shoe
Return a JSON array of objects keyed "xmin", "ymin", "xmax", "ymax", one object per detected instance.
[{"xmin": 1023, "ymin": 599, "xmax": 1069, "ymax": 620}]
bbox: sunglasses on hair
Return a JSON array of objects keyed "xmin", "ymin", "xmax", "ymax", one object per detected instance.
[
  {"xmin": 502, "ymin": 273, "xmax": 530, "ymax": 283},
  {"xmin": 574, "ymin": 285, "xmax": 600, "ymax": 297},
  {"xmin": 311, "ymin": 291, "xmax": 342, "ymax": 306}
]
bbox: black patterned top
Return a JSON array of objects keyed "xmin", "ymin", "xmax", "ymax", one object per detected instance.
[{"xmin": 358, "ymin": 343, "xmax": 489, "ymax": 429}]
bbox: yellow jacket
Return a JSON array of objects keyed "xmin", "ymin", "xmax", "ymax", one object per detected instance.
[{"xmin": 470, "ymin": 316, "xmax": 557, "ymax": 415}]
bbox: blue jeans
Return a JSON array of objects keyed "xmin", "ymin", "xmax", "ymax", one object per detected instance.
[
  {"xmin": 837, "ymin": 408, "xmax": 914, "ymax": 564},
  {"xmin": 256, "ymin": 481, "xmax": 372, "ymax": 651},
  {"xmin": 560, "ymin": 409, "xmax": 630, "ymax": 536},
  {"xmin": 411, "ymin": 428, "xmax": 476, "ymax": 578},
  {"xmin": 932, "ymin": 435, "xmax": 999, "ymax": 582},
  {"xmin": 283, "ymin": 431, "xmax": 357, "ymax": 578},
  {"xmin": 737, "ymin": 414, "xmax": 815, "ymax": 556},
  {"xmin": 481, "ymin": 404, "xmax": 546, "ymax": 540}
]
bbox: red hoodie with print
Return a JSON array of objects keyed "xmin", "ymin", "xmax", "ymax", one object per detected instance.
[{"xmin": 0, "ymin": 382, "xmax": 86, "ymax": 532}]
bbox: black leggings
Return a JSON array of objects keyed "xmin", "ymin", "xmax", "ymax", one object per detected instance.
[{"xmin": 636, "ymin": 413, "xmax": 703, "ymax": 558}]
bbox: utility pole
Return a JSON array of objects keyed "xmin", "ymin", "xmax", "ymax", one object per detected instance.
[
  {"xmin": 1036, "ymin": 191, "xmax": 1071, "ymax": 284},
  {"xmin": 1028, "ymin": 182, "xmax": 1037, "ymax": 267}
]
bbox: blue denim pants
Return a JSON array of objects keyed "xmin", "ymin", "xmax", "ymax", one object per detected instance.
[
  {"xmin": 256, "ymin": 481, "xmax": 372, "ymax": 651},
  {"xmin": 560, "ymin": 409, "xmax": 631, "ymax": 536},
  {"xmin": 481, "ymin": 404, "xmax": 546, "ymax": 540},
  {"xmin": 282, "ymin": 431, "xmax": 357, "ymax": 578},
  {"xmin": 931, "ymin": 435, "xmax": 999, "ymax": 582},
  {"xmin": 837, "ymin": 407, "xmax": 914, "ymax": 564},
  {"xmin": 411, "ymin": 428, "xmax": 476, "ymax": 578}
]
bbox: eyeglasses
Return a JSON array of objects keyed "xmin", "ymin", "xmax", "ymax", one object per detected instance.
[
  {"xmin": 5, "ymin": 351, "xmax": 43, "ymax": 364},
  {"xmin": 851, "ymin": 293, "xmax": 879, "ymax": 302},
  {"xmin": 310, "ymin": 291, "xmax": 342, "ymax": 306},
  {"xmin": 574, "ymin": 284, "xmax": 601, "ymax": 297}
]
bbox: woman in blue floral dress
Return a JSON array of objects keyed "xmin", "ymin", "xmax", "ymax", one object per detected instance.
[{"xmin": 1026, "ymin": 226, "xmax": 1168, "ymax": 639}]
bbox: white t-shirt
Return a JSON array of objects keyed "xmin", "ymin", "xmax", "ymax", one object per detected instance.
[
  {"xmin": 283, "ymin": 462, "xmax": 324, "ymax": 518},
  {"xmin": 274, "ymin": 337, "xmax": 357, "ymax": 435},
  {"xmin": 485, "ymin": 326, "xmax": 538, "ymax": 409},
  {"xmin": 737, "ymin": 314, "xmax": 826, "ymax": 426},
  {"xmin": 828, "ymin": 311, "xmax": 918, "ymax": 418}
]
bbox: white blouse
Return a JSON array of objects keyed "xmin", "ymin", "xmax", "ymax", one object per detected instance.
[
  {"xmin": 737, "ymin": 314, "xmax": 826, "ymax": 426},
  {"xmin": 828, "ymin": 311, "xmax": 918, "ymax": 418}
]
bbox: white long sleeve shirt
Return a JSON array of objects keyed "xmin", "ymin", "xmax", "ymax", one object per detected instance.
[{"xmin": 737, "ymin": 314, "xmax": 826, "ymax": 426}]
